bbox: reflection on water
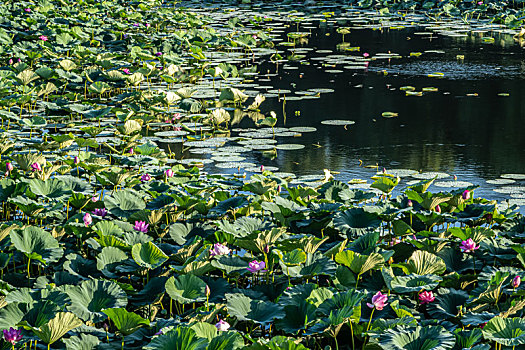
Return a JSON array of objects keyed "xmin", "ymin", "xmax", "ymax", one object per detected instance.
[{"xmin": 196, "ymin": 22, "xmax": 525, "ymax": 202}]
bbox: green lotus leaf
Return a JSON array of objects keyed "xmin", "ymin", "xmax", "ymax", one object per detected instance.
[
  {"xmin": 102, "ymin": 308, "xmax": 149, "ymax": 336},
  {"xmin": 428, "ymin": 288, "xmax": 469, "ymax": 319},
  {"xmin": 335, "ymin": 250, "xmax": 384, "ymax": 276},
  {"xmin": 207, "ymin": 331, "xmax": 245, "ymax": 350},
  {"xmin": 219, "ymin": 87, "xmax": 248, "ymax": 103},
  {"xmin": 333, "ymin": 208, "xmax": 382, "ymax": 237},
  {"xmin": 274, "ymin": 300, "xmax": 317, "ymax": 334},
  {"xmin": 371, "ymin": 175, "xmax": 400, "ymax": 194},
  {"xmin": 390, "ymin": 274, "xmax": 442, "ymax": 293},
  {"xmin": 96, "ymin": 246, "xmax": 128, "ymax": 274},
  {"xmin": 165, "ymin": 274, "xmax": 207, "ymax": 304},
  {"xmin": 105, "ymin": 190, "xmax": 146, "ymax": 218},
  {"xmin": 317, "ymin": 289, "xmax": 364, "ymax": 320},
  {"xmin": 29, "ymin": 178, "xmax": 71, "ymax": 199},
  {"xmin": 226, "ymin": 293, "xmax": 285, "ymax": 324},
  {"xmin": 131, "ymin": 241, "xmax": 168, "ymax": 270},
  {"xmin": 10, "ymin": 226, "xmax": 63, "ymax": 264},
  {"xmin": 63, "ymin": 334, "xmax": 100, "ymax": 350},
  {"xmin": 190, "ymin": 322, "xmax": 217, "ymax": 341},
  {"xmin": 211, "ymin": 256, "xmax": 248, "ymax": 274},
  {"xmin": 144, "ymin": 326, "xmax": 206, "ymax": 350},
  {"xmin": 93, "ymin": 220, "xmax": 124, "ymax": 237},
  {"xmin": 394, "ymin": 251, "xmax": 446, "ymax": 275},
  {"xmin": 274, "ymin": 248, "xmax": 307, "ymax": 266},
  {"xmin": 482, "ymin": 317, "xmax": 525, "ymax": 346},
  {"xmin": 379, "ymin": 325, "xmax": 455, "ymax": 350},
  {"xmin": 31, "ymin": 312, "xmax": 83, "ymax": 346},
  {"xmin": 66, "ymin": 279, "xmax": 128, "ymax": 322}
]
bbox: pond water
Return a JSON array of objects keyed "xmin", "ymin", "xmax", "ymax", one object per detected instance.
[{"xmin": 184, "ymin": 16, "xmax": 525, "ymax": 205}]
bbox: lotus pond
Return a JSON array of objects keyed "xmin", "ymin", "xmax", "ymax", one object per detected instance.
[{"xmin": 1, "ymin": 0, "xmax": 525, "ymax": 349}]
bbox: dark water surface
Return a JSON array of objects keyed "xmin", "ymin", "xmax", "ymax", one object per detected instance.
[{"xmin": 202, "ymin": 21, "xmax": 525, "ymax": 203}]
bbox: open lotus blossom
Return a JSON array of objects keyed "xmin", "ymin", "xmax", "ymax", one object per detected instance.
[
  {"xmin": 3, "ymin": 327, "xmax": 22, "ymax": 344},
  {"xmin": 165, "ymin": 169, "xmax": 174, "ymax": 178},
  {"xmin": 460, "ymin": 238, "xmax": 479, "ymax": 253},
  {"xmin": 419, "ymin": 291, "xmax": 435, "ymax": 304},
  {"xmin": 31, "ymin": 162, "xmax": 41, "ymax": 171},
  {"xmin": 215, "ymin": 320, "xmax": 230, "ymax": 331},
  {"xmin": 122, "ymin": 68, "xmax": 131, "ymax": 74},
  {"xmin": 39, "ymin": 35, "xmax": 48, "ymax": 41},
  {"xmin": 462, "ymin": 190, "xmax": 470, "ymax": 200},
  {"xmin": 83, "ymin": 213, "xmax": 92, "ymax": 226},
  {"xmin": 134, "ymin": 221, "xmax": 149, "ymax": 233},
  {"xmin": 92, "ymin": 196, "xmax": 99, "ymax": 202},
  {"xmin": 141, "ymin": 174, "xmax": 151, "ymax": 182},
  {"xmin": 247, "ymin": 260, "xmax": 266, "ymax": 273},
  {"xmin": 145, "ymin": 23, "xmax": 151, "ymax": 27},
  {"xmin": 92, "ymin": 208, "xmax": 107, "ymax": 217},
  {"xmin": 512, "ymin": 275, "xmax": 521, "ymax": 288},
  {"xmin": 6, "ymin": 162, "xmax": 13, "ymax": 172},
  {"xmin": 367, "ymin": 291, "xmax": 388, "ymax": 310},
  {"xmin": 209, "ymin": 243, "xmax": 230, "ymax": 257},
  {"xmin": 363, "ymin": 52, "xmax": 370, "ymax": 58},
  {"xmin": 24, "ymin": 8, "xmax": 31, "ymax": 12}
]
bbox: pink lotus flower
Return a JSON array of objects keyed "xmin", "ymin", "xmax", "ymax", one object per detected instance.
[
  {"xmin": 407, "ymin": 200, "xmax": 413, "ymax": 207},
  {"xmin": 477, "ymin": 1, "xmax": 482, "ymax": 4},
  {"xmin": 435, "ymin": 205, "xmax": 441, "ymax": 213},
  {"xmin": 260, "ymin": 165, "xmax": 264, "ymax": 172},
  {"xmin": 209, "ymin": 243, "xmax": 230, "ymax": 257},
  {"xmin": 128, "ymin": 148, "xmax": 134, "ymax": 155},
  {"xmin": 165, "ymin": 169, "xmax": 174, "ymax": 178},
  {"xmin": 363, "ymin": 52, "xmax": 370, "ymax": 58},
  {"xmin": 8, "ymin": 59, "xmax": 13, "ymax": 65},
  {"xmin": 3, "ymin": 327, "xmax": 22, "ymax": 344},
  {"xmin": 173, "ymin": 113, "xmax": 182, "ymax": 120},
  {"xmin": 92, "ymin": 196, "xmax": 99, "ymax": 202},
  {"xmin": 133, "ymin": 221, "xmax": 149, "ymax": 233},
  {"xmin": 215, "ymin": 320, "xmax": 230, "ymax": 331},
  {"xmin": 133, "ymin": 23, "xmax": 139, "ymax": 27},
  {"xmin": 74, "ymin": 156, "xmax": 79, "ymax": 165},
  {"xmin": 141, "ymin": 174, "xmax": 152, "ymax": 182},
  {"xmin": 39, "ymin": 35, "xmax": 48, "ymax": 41},
  {"xmin": 462, "ymin": 190, "xmax": 470, "ymax": 200},
  {"xmin": 24, "ymin": 8, "xmax": 31, "ymax": 12},
  {"xmin": 31, "ymin": 162, "xmax": 41, "ymax": 171},
  {"xmin": 145, "ymin": 23, "xmax": 151, "ymax": 28},
  {"xmin": 367, "ymin": 291, "xmax": 388, "ymax": 310},
  {"xmin": 460, "ymin": 238, "xmax": 479, "ymax": 253},
  {"xmin": 6, "ymin": 162, "xmax": 13, "ymax": 172},
  {"xmin": 92, "ymin": 208, "xmax": 107, "ymax": 217},
  {"xmin": 419, "ymin": 291, "xmax": 435, "ymax": 304},
  {"xmin": 155, "ymin": 52, "xmax": 162, "ymax": 57},
  {"xmin": 205, "ymin": 284, "xmax": 211, "ymax": 296},
  {"xmin": 83, "ymin": 213, "xmax": 92, "ymax": 226},
  {"xmin": 247, "ymin": 260, "xmax": 266, "ymax": 273},
  {"xmin": 173, "ymin": 126, "xmax": 182, "ymax": 131},
  {"xmin": 122, "ymin": 68, "xmax": 131, "ymax": 74},
  {"xmin": 512, "ymin": 275, "xmax": 521, "ymax": 288}
]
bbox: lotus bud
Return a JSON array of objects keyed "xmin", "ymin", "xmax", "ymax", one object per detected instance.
[
  {"xmin": 103, "ymin": 323, "xmax": 109, "ymax": 331},
  {"xmin": 145, "ymin": 23, "xmax": 151, "ymax": 28},
  {"xmin": 513, "ymin": 275, "xmax": 521, "ymax": 288},
  {"xmin": 17, "ymin": 58, "xmax": 21, "ymax": 63},
  {"xmin": 155, "ymin": 52, "xmax": 162, "ymax": 57},
  {"xmin": 363, "ymin": 52, "xmax": 370, "ymax": 58},
  {"xmin": 462, "ymin": 190, "xmax": 470, "ymax": 200},
  {"xmin": 31, "ymin": 162, "xmax": 41, "ymax": 172},
  {"xmin": 83, "ymin": 213, "xmax": 92, "ymax": 227},
  {"xmin": 382, "ymin": 167, "xmax": 386, "ymax": 173},
  {"xmin": 6, "ymin": 162, "xmax": 13, "ymax": 172},
  {"xmin": 260, "ymin": 165, "xmax": 264, "ymax": 172},
  {"xmin": 277, "ymin": 185, "xmax": 282, "ymax": 193},
  {"xmin": 8, "ymin": 59, "xmax": 13, "ymax": 65},
  {"xmin": 128, "ymin": 148, "xmax": 134, "ymax": 155},
  {"xmin": 453, "ymin": 174, "xmax": 457, "ymax": 180},
  {"xmin": 435, "ymin": 205, "xmax": 441, "ymax": 213},
  {"xmin": 264, "ymin": 245, "xmax": 270, "ymax": 254},
  {"xmin": 165, "ymin": 169, "xmax": 174, "ymax": 178},
  {"xmin": 407, "ymin": 199, "xmax": 413, "ymax": 207},
  {"xmin": 73, "ymin": 156, "xmax": 79, "ymax": 165},
  {"xmin": 92, "ymin": 196, "xmax": 98, "ymax": 202},
  {"xmin": 205, "ymin": 285, "xmax": 211, "ymax": 297}
]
